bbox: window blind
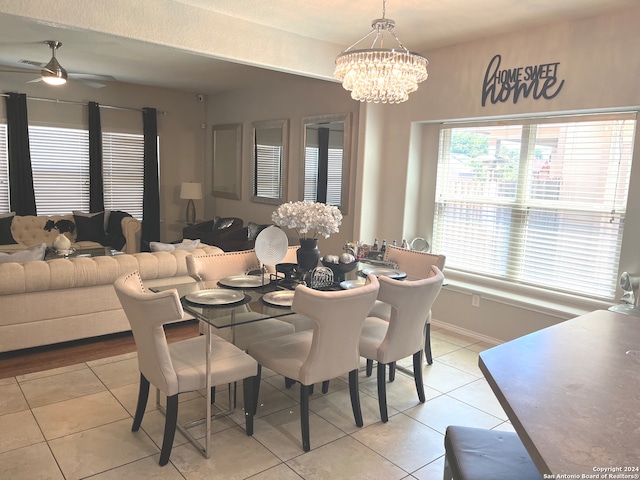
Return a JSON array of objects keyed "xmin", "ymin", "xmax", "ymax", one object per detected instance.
[
  {"xmin": 254, "ymin": 144, "xmax": 282, "ymax": 199},
  {"xmin": 30, "ymin": 126, "xmax": 91, "ymax": 215},
  {"xmin": 432, "ymin": 113, "xmax": 636, "ymax": 300},
  {"xmin": 0, "ymin": 125, "xmax": 9, "ymax": 213},
  {"xmin": 103, "ymin": 132, "xmax": 145, "ymax": 219}
]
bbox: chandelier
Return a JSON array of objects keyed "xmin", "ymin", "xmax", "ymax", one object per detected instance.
[{"xmin": 334, "ymin": 0, "xmax": 428, "ymax": 104}]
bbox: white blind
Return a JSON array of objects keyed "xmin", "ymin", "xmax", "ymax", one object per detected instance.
[
  {"xmin": 254, "ymin": 144, "xmax": 282, "ymax": 199},
  {"xmin": 103, "ymin": 132, "xmax": 145, "ymax": 219},
  {"xmin": 304, "ymin": 146, "xmax": 319, "ymax": 202},
  {"xmin": 0, "ymin": 125, "xmax": 9, "ymax": 213},
  {"xmin": 433, "ymin": 113, "xmax": 636, "ymax": 300},
  {"xmin": 30, "ymin": 126, "xmax": 91, "ymax": 215}
]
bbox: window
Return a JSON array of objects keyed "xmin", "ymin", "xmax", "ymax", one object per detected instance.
[
  {"xmin": 302, "ymin": 114, "xmax": 351, "ymax": 211},
  {"xmin": 432, "ymin": 112, "xmax": 636, "ymax": 301},
  {"xmin": 0, "ymin": 124, "xmax": 145, "ymax": 219}
]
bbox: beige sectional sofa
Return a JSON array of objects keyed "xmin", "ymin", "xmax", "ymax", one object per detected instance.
[
  {"xmin": 0, "ymin": 245, "xmax": 223, "ymax": 353},
  {"xmin": 1, "ymin": 214, "xmax": 142, "ymax": 254}
]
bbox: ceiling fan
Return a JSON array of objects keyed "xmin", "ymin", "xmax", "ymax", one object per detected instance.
[{"xmin": 0, "ymin": 40, "xmax": 115, "ymax": 88}]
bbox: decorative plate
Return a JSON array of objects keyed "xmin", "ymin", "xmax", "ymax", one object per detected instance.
[
  {"xmin": 410, "ymin": 237, "xmax": 430, "ymax": 252},
  {"xmin": 262, "ymin": 290, "xmax": 295, "ymax": 307},
  {"xmin": 184, "ymin": 289, "xmax": 245, "ymax": 305},
  {"xmin": 360, "ymin": 267, "xmax": 407, "ymax": 280},
  {"xmin": 218, "ymin": 275, "xmax": 269, "ymax": 288},
  {"xmin": 340, "ymin": 279, "xmax": 366, "ymax": 290},
  {"xmin": 255, "ymin": 226, "xmax": 289, "ymax": 266}
]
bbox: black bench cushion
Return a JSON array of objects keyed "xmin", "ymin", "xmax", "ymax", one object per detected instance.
[{"xmin": 445, "ymin": 426, "xmax": 541, "ymax": 480}]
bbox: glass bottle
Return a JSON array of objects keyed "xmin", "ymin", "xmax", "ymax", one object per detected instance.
[{"xmin": 373, "ymin": 238, "xmax": 379, "ymax": 251}]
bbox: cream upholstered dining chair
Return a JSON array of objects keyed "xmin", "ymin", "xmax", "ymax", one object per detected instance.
[
  {"xmin": 359, "ymin": 266, "xmax": 444, "ymax": 422},
  {"xmin": 186, "ymin": 250, "xmax": 295, "ymax": 349},
  {"xmin": 113, "ymin": 270, "xmax": 258, "ymax": 466},
  {"xmin": 373, "ymin": 244, "xmax": 446, "ymax": 365},
  {"xmin": 248, "ymin": 274, "xmax": 380, "ymax": 452}
]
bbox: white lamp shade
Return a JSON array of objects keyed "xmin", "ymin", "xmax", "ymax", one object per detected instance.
[{"xmin": 180, "ymin": 182, "xmax": 203, "ymax": 200}]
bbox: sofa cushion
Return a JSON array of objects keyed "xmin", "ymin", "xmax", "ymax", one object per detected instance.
[
  {"xmin": 73, "ymin": 210, "xmax": 110, "ymax": 231},
  {"xmin": 150, "ymin": 239, "xmax": 201, "ymax": 252},
  {"xmin": 74, "ymin": 212, "xmax": 106, "ymax": 243},
  {"xmin": 216, "ymin": 218, "xmax": 235, "ymax": 230},
  {"xmin": 247, "ymin": 222, "xmax": 271, "ymax": 241},
  {"xmin": 0, "ymin": 243, "xmax": 46, "ymax": 264},
  {"xmin": 0, "ymin": 214, "xmax": 17, "ymax": 245}
]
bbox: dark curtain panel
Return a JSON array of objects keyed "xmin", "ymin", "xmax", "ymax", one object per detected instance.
[
  {"xmin": 141, "ymin": 107, "xmax": 160, "ymax": 248},
  {"xmin": 5, "ymin": 93, "xmax": 36, "ymax": 215},
  {"xmin": 317, "ymin": 127, "xmax": 330, "ymax": 203},
  {"xmin": 88, "ymin": 102, "xmax": 104, "ymax": 213}
]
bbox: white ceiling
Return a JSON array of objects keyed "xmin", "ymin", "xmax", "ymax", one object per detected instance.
[{"xmin": 0, "ymin": 0, "xmax": 637, "ymax": 95}]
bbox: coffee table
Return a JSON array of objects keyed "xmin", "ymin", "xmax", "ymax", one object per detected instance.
[{"xmin": 44, "ymin": 246, "xmax": 123, "ymax": 260}]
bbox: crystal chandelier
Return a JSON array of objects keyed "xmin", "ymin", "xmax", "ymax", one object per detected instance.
[{"xmin": 334, "ymin": 0, "xmax": 428, "ymax": 104}]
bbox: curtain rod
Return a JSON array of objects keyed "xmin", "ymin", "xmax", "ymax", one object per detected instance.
[{"xmin": 0, "ymin": 93, "xmax": 167, "ymax": 115}]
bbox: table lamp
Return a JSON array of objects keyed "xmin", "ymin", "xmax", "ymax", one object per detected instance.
[{"xmin": 180, "ymin": 182, "xmax": 202, "ymax": 225}]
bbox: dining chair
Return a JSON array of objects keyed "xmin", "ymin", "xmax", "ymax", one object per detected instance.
[
  {"xmin": 113, "ymin": 270, "xmax": 258, "ymax": 466},
  {"xmin": 359, "ymin": 266, "xmax": 444, "ymax": 422},
  {"xmin": 247, "ymin": 274, "xmax": 380, "ymax": 452},
  {"xmin": 186, "ymin": 251, "xmax": 295, "ymax": 349},
  {"xmin": 375, "ymin": 244, "xmax": 446, "ymax": 365}
]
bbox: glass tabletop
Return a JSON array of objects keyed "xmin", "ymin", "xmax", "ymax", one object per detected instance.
[{"xmin": 151, "ymin": 280, "xmax": 294, "ymax": 329}]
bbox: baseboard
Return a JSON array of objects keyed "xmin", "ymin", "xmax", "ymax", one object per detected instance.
[{"xmin": 431, "ymin": 318, "xmax": 502, "ymax": 346}]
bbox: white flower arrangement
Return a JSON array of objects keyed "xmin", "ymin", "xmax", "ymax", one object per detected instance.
[{"xmin": 272, "ymin": 201, "xmax": 342, "ymax": 239}]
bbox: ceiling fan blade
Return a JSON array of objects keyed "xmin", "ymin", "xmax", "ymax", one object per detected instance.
[
  {"xmin": 18, "ymin": 59, "xmax": 45, "ymax": 68},
  {"xmin": 69, "ymin": 73, "xmax": 116, "ymax": 82}
]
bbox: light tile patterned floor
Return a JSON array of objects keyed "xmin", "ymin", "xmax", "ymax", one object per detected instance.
[{"xmin": 0, "ymin": 327, "xmax": 512, "ymax": 479}]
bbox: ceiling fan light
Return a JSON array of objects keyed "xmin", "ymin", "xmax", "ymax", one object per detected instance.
[{"xmin": 41, "ymin": 57, "xmax": 67, "ymax": 85}]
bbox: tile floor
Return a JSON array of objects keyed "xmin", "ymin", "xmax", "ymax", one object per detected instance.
[{"xmin": 0, "ymin": 326, "xmax": 513, "ymax": 479}]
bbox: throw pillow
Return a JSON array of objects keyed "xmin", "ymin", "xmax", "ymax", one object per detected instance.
[
  {"xmin": 216, "ymin": 218, "xmax": 235, "ymax": 230},
  {"xmin": 0, "ymin": 214, "xmax": 17, "ymax": 245},
  {"xmin": 73, "ymin": 212, "xmax": 106, "ymax": 243},
  {"xmin": 247, "ymin": 222, "xmax": 270, "ymax": 241},
  {"xmin": 0, "ymin": 243, "xmax": 46, "ymax": 264},
  {"xmin": 73, "ymin": 210, "xmax": 110, "ymax": 231},
  {"xmin": 150, "ymin": 239, "xmax": 201, "ymax": 252},
  {"xmin": 210, "ymin": 216, "xmax": 221, "ymax": 231}
]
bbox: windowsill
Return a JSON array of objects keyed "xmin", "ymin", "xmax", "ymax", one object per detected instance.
[{"xmin": 443, "ymin": 270, "xmax": 615, "ymax": 319}]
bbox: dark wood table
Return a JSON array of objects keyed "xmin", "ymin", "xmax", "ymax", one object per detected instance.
[{"xmin": 479, "ymin": 309, "xmax": 640, "ymax": 476}]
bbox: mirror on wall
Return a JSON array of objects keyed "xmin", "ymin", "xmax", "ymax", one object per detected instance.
[
  {"xmin": 301, "ymin": 113, "xmax": 351, "ymax": 213},
  {"xmin": 252, "ymin": 119, "xmax": 288, "ymax": 205},
  {"xmin": 212, "ymin": 123, "xmax": 242, "ymax": 199}
]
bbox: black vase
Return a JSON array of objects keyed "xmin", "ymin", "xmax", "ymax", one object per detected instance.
[{"xmin": 297, "ymin": 238, "xmax": 321, "ymax": 272}]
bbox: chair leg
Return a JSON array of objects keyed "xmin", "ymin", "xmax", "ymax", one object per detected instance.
[
  {"xmin": 443, "ymin": 454, "xmax": 453, "ymax": 480},
  {"xmin": 284, "ymin": 376, "xmax": 296, "ymax": 389},
  {"xmin": 300, "ymin": 384, "xmax": 311, "ymax": 452},
  {"xmin": 159, "ymin": 394, "xmax": 178, "ymax": 466},
  {"xmin": 132, "ymin": 373, "xmax": 150, "ymax": 432},
  {"xmin": 377, "ymin": 362, "xmax": 389, "ymax": 423},
  {"xmin": 425, "ymin": 323, "xmax": 433, "ymax": 365},
  {"xmin": 348, "ymin": 369, "xmax": 364, "ymax": 427},
  {"xmin": 321, "ymin": 380, "xmax": 330, "ymax": 394},
  {"xmin": 413, "ymin": 350, "xmax": 426, "ymax": 403},
  {"xmin": 210, "ymin": 386, "xmax": 216, "ymax": 404},
  {"xmin": 254, "ymin": 365, "xmax": 262, "ymax": 414},
  {"xmin": 365, "ymin": 359, "xmax": 373, "ymax": 376},
  {"xmin": 389, "ymin": 362, "xmax": 396, "ymax": 382},
  {"xmin": 242, "ymin": 376, "xmax": 256, "ymax": 436}
]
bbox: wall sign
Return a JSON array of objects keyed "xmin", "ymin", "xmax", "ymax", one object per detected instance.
[{"xmin": 482, "ymin": 54, "xmax": 565, "ymax": 106}]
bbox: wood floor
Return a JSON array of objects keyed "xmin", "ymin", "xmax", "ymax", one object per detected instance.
[{"xmin": 0, "ymin": 320, "xmax": 200, "ymax": 379}]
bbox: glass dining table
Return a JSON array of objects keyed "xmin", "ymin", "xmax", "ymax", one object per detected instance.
[{"xmin": 150, "ymin": 274, "xmax": 295, "ymax": 458}]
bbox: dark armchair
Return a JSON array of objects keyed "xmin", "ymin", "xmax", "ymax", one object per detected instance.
[
  {"xmin": 183, "ymin": 217, "xmax": 272, "ymax": 252},
  {"xmin": 182, "ymin": 217, "xmax": 244, "ymax": 251}
]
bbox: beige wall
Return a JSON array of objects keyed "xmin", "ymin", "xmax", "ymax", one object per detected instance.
[
  {"xmin": 354, "ymin": 5, "xmax": 640, "ymax": 341},
  {"xmin": 204, "ymin": 75, "xmax": 360, "ymax": 255},
  {"xmin": 0, "ymin": 74, "xmax": 206, "ymax": 243}
]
